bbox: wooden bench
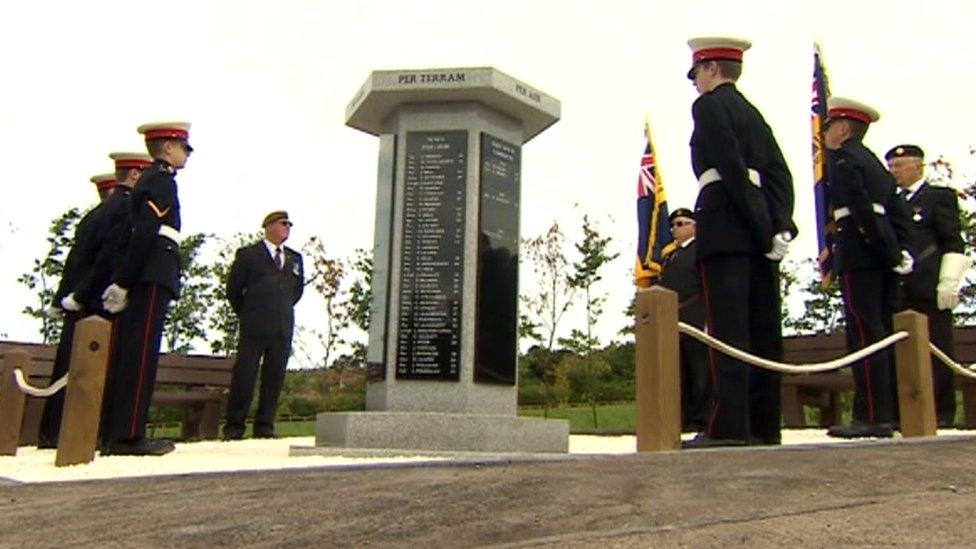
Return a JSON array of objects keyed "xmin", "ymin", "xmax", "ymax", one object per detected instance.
[
  {"xmin": 0, "ymin": 341, "xmax": 234, "ymax": 444},
  {"xmin": 781, "ymin": 327, "xmax": 976, "ymax": 428}
]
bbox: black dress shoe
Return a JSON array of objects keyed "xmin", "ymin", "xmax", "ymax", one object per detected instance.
[
  {"xmin": 749, "ymin": 436, "xmax": 782, "ymax": 446},
  {"xmin": 682, "ymin": 433, "xmax": 749, "ymax": 449},
  {"xmin": 102, "ymin": 438, "xmax": 176, "ymax": 456},
  {"xmin": 252, "ymin": 428, "xmax": 277, "ymax": 439},
  {"xmin": 826, "ymin": 420, "xmax": 894, "ymax": 439}
]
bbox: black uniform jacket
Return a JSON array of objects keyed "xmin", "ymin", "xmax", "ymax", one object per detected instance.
[
  {"xmin": 54, "ymin": 204, "xmax": 107, "ymax": 308},
  {"xmin": 901, "ymin": 182, "xmax": 965, "ymax": 301},
  {"xmin": 691, "ymin": 83, "xmax": 796, "ymax": 259},
  {"xmin": 72, "ymin": 186, "xmax": 132, "ymax": 310},
  {"xmin": 656, "ymin": 239, "xmax": 704, "ymax": 327},
  {"xmin": 114, "ymin": 161, "xmax": 182, "ymax": 297},
  {"xmin": 828, "ymin": 140, "xmax": 915, "ymax": 274},
  {"xmin": 227, "ymin": 242, "xmax": 304, "ymax": 338}
]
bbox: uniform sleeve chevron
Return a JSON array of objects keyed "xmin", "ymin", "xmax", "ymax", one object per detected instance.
[{"xmin": 146, "ymin": 200, "xmax": 171, "ymax": 218}]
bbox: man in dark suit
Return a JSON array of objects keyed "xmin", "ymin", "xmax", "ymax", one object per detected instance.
[
  {"xmin": 36, "ymin": 172, "xmax": 117, "ymax": 448},
  {"xmin": 223, "ymin": 211, "xmax": 304, "ymax": 439},
  {"xmin": 822, "ymin": 99, "xmax": 915, "ymax": 439},
  {"xmin": 887, "ymin": 144, "xmax": 970, "ymax": 427},
  {"xmin": 656, "ymin": 208, "xmax": 711, "ymax": 431},
  {"xmin": 100, "ymin": 122, "xmax": 193, "ymax": 456},
  {"xmin": 683, "ymin": 36, "xmax": 797, "ymax": 448}
]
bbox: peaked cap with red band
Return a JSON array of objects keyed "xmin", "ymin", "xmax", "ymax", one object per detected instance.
[
  {"xmin": 826, "ymin": 97, "xmax": 880, "ymax": 125},
  {"xmin": 90, "ymin": 173, "xmax": 117, "ymax": 191},
  {"xmin": 687, "ymin": 36, "xmax": 752, "ymax": 79},
  {"xmin": 108, "ymin": 151, "xmax": 154, "ymax": 170},
  {"xmin": 137, "ymin": 121, "xmax": 192, "ymax": 142}
]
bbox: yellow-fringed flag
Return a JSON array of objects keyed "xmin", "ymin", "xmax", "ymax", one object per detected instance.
[
  {"xmin": 635, "ymin": 121, "xmax": 674, "ymax": 287},
  {"xmin": 812, "ymin": 43, "xmax": 835, "ymax": 287}
]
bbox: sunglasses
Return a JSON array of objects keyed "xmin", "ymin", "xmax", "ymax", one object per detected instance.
[
  {"xmin": 671, "ymin": 220, "xmax": 693, "ymax": 228},
  {"xmin": 279, "ymin": 220, "xmax": 293, "ymax": 227}
]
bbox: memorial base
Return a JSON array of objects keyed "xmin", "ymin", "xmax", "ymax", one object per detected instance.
[{"xmin": 309, "ymin": 411, "xmax": 569, "ymax": 454}]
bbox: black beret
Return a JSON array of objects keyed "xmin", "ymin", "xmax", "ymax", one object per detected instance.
[
  {"xmin": 669, "ymin": 208, "xmax": 695, "ymax": 223},
  {"xmin": 884, "ymin": 144, "xmax": 924, "ymax": 161}
]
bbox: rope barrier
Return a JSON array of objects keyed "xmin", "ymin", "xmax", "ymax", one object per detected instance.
[
  {"xmin": 12, "ymin": 368, "xmax": 67, "ymax": 398},
  {"xmin": 677, "ymin": 322, "xmax": 909, "ymax": 374},
  {"xmin": 929, "ymin": 343, "xmax": 976, "ymax": 381}
]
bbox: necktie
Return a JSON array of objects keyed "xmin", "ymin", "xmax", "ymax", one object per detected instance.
[{"xmin": 274, "ymin": 247, "xmax": 283, "ymax": 270}]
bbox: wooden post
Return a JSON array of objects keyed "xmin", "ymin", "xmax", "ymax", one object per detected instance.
[
  {"xmin": 56, "ymin": 316, "xmax": 111, "ymax": 467},
  {"xmin": 634, "ymin": 286, "xmax": 681, "ymax": 451},
  {"xmin": 0, "ymin": 350, "xmax": 31, "ymax": 456},
  {"xmin": 893, "ymin": 310, "xmax": 937, "ymax": 438}
]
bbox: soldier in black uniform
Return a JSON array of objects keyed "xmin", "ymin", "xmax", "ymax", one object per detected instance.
[
  {"xmin": 655, "ymin": 208, "xmax": 711, "ymax": 431},
  {"xmin": 100, "ymin": 122, "xmax": 192, "ymax": 456},
  {"xmin": 887, "ymin": 144, "xmax": 970, "ymax": 427},
  {"xmin": 73, "ymin": 152, "xmax": 155, "ymax": 316},
  {"xmin": 682, "ymin": 37, "xmax": 797, "ymax": 448},
  {"xmin": 36, "ymin": 173, "xmax": 117, "ymax": 448},
  {"xmin": 223, "ymin": 211, "xmax": 304, "ymax": 439},
  {"xmin": 823, "ymin": 99, "xmax": 916, "ymax": 439}
]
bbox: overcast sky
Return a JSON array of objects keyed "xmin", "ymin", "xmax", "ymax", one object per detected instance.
[{"xmin": 1, "ymin": 0, "xmax": 973, "ymax": 363}]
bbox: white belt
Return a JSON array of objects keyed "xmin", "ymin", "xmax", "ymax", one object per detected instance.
[
  {"xmin": 158, "ymin": 225, "xmax": 183, "ymax": 245},
  {"xmin": 833, "ymin": 203, "xmax": 886, "ymax": 220},
  {"xmin": 698, "ymin": 168, "xmax": 761, "ymax": 190}
]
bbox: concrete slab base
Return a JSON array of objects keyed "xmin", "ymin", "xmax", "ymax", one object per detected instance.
[{"xmin": 313, "ymin": 411, "xmax": 569, "ymax": 454}]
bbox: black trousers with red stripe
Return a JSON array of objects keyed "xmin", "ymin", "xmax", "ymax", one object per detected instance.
[
  {"xmin": 699, "ymin": 253, "xmax": 783, "ymax": 442},
  {"xmin": 901, "ymin": 298, "xmax": 955, "ymax": 423},
  {"xmin": 104, "ymin": 282, "xmax": 172, "ymax": 442},
  {"xmin": 840, "ymin": 269, "xmax": 898, "ymax": 425}
]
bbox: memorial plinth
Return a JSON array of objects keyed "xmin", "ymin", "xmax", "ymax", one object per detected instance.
[{"xmin": 312, "ymin": 67, "xmax": 567, "ymax": 454}]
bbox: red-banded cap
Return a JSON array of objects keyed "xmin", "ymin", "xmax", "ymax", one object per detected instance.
[
  {"xmin": 827, "ymin": 97, "xmax": 880, "ymax": 125},
  {"xmin": 137, "ymin": 121, "xmax": 191, "ymax": 141},
  {"xmin": 108, "ymin": 152, "xmax": 153, "ymax": 170},
  {"xmin": 90, "ymin": 173, "xmax": 116, "ymax": 191},
  {"xmin": 687, "ymin": 36, "xmax": 751, "ymax": 78}
]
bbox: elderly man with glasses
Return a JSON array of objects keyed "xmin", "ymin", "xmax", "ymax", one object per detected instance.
[
  {"xmin": 656, "ymin": 208, "xmax": 712, "ymax": 432},
  {"xmin": 223, "ymin": 211, "xmax": 305, "ymax": 440}
]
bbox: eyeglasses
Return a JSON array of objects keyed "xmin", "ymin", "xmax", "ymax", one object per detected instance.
[{"xmin": 671, "ymin": 220, "xmax": 694, "ymax": 228}]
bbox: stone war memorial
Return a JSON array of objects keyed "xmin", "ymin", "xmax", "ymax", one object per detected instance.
[{"xmin": 302, "ymin": 67, "xmax": 567, "ymax": 454}]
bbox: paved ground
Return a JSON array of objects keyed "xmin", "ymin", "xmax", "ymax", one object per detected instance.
[{"xmin": 2, "ymin": 436, "xmax": 975, "ymax": 547}]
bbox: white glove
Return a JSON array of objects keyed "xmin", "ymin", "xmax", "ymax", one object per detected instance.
[
  {"xmin": 102, "ymin": 283, "xmax": 129, "ymax": 314},
  {"xmin": 937, "ymin": 252, "xmax": 973, "ymax": 310},
  {"xmin": 61, "ymin": 293, "xmax": 81, "ymax": 312},
  {"xmin": 891, "ymin": 250, "xmax": 914, "ymax": 275},
  {"xmin": 764, "ymin": 231, "xmax": 792, "ymax": 261},
  {"xmin": 44, "ymin": 305, "xmax": 64, "ymax": 319}
]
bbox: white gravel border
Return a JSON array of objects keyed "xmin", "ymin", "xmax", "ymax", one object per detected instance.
[{"xmin": 1, "ymin": 429, "xmax": 972, "ymax": 484}]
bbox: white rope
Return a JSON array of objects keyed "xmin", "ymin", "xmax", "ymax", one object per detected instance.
[
  {"xmin": 677, "ymin": 322, "xmax": 910, "ymax": 374},
  {"xmin": 929, "ymin": 342, "xmax": 976, "ymax": 380},
  {"xmin": 12, "ymin": 368, "xmax": 67, "ymax": 398}
]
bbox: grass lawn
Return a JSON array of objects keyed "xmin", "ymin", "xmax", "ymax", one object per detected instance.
[{"xmin": 148, "ymin": 403, "xmax": 641, "ymax": 440}]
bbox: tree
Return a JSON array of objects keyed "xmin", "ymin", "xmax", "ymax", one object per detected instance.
[
  {"xmin": 563, "ymin": 353, "xmax": 612, "ymax": 427},
  {"xmin": 560, "ymin": 214, "xmax": 619, "ymax": 353},
  {"xmin": 206, "ymin": 231, "xmax": 260, "ymax": 356},
  {"xmin": 521, "ymin": 222, "xmax": 577, "ymax": 416},
  {"xmin": 18, "ymin": 207, "xmax": 81, "ymax": 344},
  {"xmin": 521, "ymin": 221, "xmax": 575, "ymax": 350},
  {"xmin": 345, "ymin": 247, "xmax": 373, "ymax": 334},
  {"xmin": 302, "ymin": 236, "xmax": 350, "ymax": 368},
  {"xmin": 163, "ymin": 232, "xmax": 212, "ymax": 353},
  {"xmin": 780, "ymin": 258, "xmax": 844, "ymax": 335}
]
